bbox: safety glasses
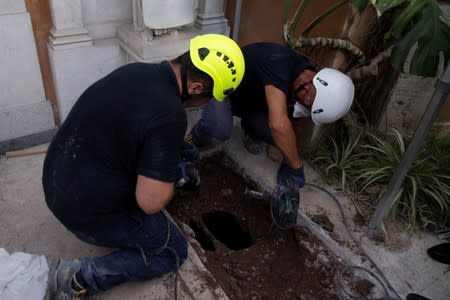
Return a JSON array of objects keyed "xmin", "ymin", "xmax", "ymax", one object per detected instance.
[{"xmin": 292, "ymin": 80, "xmax": 312, "ymax": 102}]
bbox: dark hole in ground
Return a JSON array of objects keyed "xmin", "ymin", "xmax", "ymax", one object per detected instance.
[
  {"xmin": 189, "ymin": 220, "xmax": 216, "ymax": 251},
  {"xmin": 202, "ymin": 210, "xmax": 253, "ymax": 250},
  {"xmin": 168, "ymin": 153, "xmax": 344, "ymax": 300}
]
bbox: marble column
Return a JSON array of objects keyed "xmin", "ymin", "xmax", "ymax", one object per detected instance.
[
  {"xmin": 48, "ymin": 0, "xmax": 92, "ymax": 49},
  {"xmin": 47, "ymin": 0, "xmax": 125, "ymax": 122},
  {"xmin": 195, "ymin": 0, "xmax": 229, "ymax": 35}
]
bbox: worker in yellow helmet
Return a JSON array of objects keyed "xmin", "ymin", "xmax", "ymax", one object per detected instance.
[{"xmin": 43, "ymin": 33, "xmax": 244, "ymax": 299}]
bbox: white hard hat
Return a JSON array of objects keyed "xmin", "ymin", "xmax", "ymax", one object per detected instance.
[{"xmin": 310, "ymin": 68, "xmax": 354, "ymax": 125}]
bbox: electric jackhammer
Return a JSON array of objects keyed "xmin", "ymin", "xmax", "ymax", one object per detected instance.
[{"xmin": 244, "ymin": 182, "xmax": 300, "ymax": 229}]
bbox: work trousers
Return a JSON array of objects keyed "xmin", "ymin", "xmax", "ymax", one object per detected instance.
[
  {"xmin": 190, "ymin": 98, "xmax": 274, "ymax": 146},
  {"xmin": 65, "ymin": 210, "xmax": 188, "ymax": 296}
]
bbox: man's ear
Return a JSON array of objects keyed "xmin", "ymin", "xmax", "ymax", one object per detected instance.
[{"xmin": 188, "ymin": 82, "xmax": 205, "ymax": 95}]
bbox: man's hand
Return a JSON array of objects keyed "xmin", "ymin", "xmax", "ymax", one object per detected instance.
[
  {"xmin": 277, "ymin": 163, "xmax": 305, "ymax": 188},
  {"xmin": 180, "ymin": 141, "xmax": 200, "ymax": 162},
  {"xmin": 176, "ymin": 161, "xmax": 200, "ymax": 191},
  {"xmin": 176, "ymin": 141, "xmax": 201, "ymax": 191}
]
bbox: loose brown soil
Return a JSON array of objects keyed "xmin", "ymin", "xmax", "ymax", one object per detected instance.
[{"xmin": 168, "ymin": 154, "xmax": 346, "ymax": 300}]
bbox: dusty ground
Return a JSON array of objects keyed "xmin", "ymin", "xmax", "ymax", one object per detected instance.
[{"xmin": 167, "ymin": 154, "xmax": 357, "ymax": 300}]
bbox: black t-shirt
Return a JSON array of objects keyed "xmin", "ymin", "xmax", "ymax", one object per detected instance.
[
  {"xmin": 230, "ymin": 42, "xmax": 313, "ymax": 116},
  {"xmin": 43, "ymin": 61, "xmax": 186, "ymax": 225}
]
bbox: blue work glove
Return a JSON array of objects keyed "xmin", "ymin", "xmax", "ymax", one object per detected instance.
[
  {"xmin": 176, "ymin": 161, "xmax": 200, "ymax": 191},
  {"xmin": 180, "ymin": 141, "xmax": 200, "ymax": 162},
  {"xmin": 277, "ymin": 163, "xmax": 305, "ymax": 189}
]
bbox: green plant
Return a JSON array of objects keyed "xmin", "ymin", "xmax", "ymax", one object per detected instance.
[
  {"xmin": 312, "ymin": 133, "xmax": 362, "ymax": 192},
  {"xmin": 283, "ymin": 0, "xmax": 450, "ymax": 77},
  {"xmin": 358, "ymin": 129, "xmax": 450, "ymax": 230},
  {"xmin": 310, "ymin": 127, "xmax": 450, "ymax": 231},
  {"xmin": 310, "ymin": 131, "xmax": 372, "ymax": 216},
  {"xmin": 356, "ymin": 129, "xmax": 449, "ymax": 230}
]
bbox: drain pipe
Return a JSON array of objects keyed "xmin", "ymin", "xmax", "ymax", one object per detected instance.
[
  {"xmin": 368, "ymin": 63, "xmax": 450, "ymax": 236},
  {"xmin": 232, "ymin": 0, "xmax": 243, "ymax": 41}
]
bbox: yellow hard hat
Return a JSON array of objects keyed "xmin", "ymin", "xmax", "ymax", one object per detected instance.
[{"xmin": 190, "ymin": 34, "xmax": 245, "ymax": 101}]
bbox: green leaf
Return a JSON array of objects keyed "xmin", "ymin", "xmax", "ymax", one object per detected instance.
[
  {"xmin": 369, "ymin": 0, "xmax": 408, "ymax": 17},
  {"xmin": 310, "ymin": 126, "xmax": 450, "ymax": 231},
  {"xmin": 442, "ymin": 14, "xmax": 450, "ymax": 28},
  {"xmin": 384, "ymin": 0, "xmax": 427, "ymax": 45},
  {"xmin": 283, "ymin": 0, "xmax": 292, "ymax": 24},
  {"xmin": 391, "ymin": 3, "xmax": 450, "ymax": 76},
  {"xmin": 350, "ymin": 0, "xmax": 369, "ymax": 13}
]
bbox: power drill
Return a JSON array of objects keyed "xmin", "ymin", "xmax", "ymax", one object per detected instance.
[{"xmin": 245, "ymin": 183, "xmax": 300, "ymax": 229}]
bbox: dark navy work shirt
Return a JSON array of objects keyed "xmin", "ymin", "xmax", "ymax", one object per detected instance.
[
  {"xmin": 42, "ymin": 62, "xmax": 186, "ymax": 225},
  {"xmin": 230, "ymin": 42, "xmax": 313, "ymax": 116}
]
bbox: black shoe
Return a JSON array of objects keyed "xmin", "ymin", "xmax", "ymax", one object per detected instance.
[
  {"xmin": 243, "ymin": 133, "xmax": 263, "ymax": 155},
  {"xmin": 47, "ymin": 258, "xmax": 87, "ymax": 300},
  {"xmin": 427, "ymin": 242, "xmax": 450, "ymax": 265},
  {"xmin": 407, "ymin": 293, "xmax": 431, "ymax": 300}
]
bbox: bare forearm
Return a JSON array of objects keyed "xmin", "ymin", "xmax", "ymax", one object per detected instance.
[
  {"xmin": 264, "ymin": 85, "xmax": 303, "ymax": 169},
  {"xmin": 136, "ymin": 175, "xmax": 175, "ymax": 214},
  {"xmin": 270, "ymin": 122, "xmax": 302, "ymax": 169}
]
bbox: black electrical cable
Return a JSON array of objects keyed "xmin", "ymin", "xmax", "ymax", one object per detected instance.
[
  {"xmin": 248, "ymin": 183, "xmax": 401, "ymax": 299},
  {"xmin": 150, "ymin": 212, "xmax": 180, "ymax": 300},
  {"xmin": 337, "ymin": 266, "xmax": 391, "ymax": 300},
  {"xmin": 304, "ymin": 182, "xmax": 402, "ymax": 300}
]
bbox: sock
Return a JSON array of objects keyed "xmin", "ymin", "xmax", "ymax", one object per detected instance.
[{"xmin": 71, "ymin": 271, "xmax": 88, "ymax": 292}]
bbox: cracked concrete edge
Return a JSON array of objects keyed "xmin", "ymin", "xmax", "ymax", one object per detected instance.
[
  {"xmin": 177, "ymin": 243, "xmax": 229, "ymax": 300},
  {"xmin": 163, "ymin": 211, "xmax": 229, "ymax": 300}
]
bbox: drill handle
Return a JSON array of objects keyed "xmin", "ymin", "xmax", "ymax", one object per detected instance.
[{"xmin": 244, "ymin": 188, "xmax": 272, "ymax": 204}]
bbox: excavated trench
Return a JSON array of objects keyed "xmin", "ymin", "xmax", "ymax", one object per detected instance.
[{"xmin": 167, "ymin": 153, "xmax": 360, "ymax": 300}]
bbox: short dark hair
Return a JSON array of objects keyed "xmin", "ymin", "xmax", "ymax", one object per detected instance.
[{"xmin": 173, "ymin": 52, "xmax": 213, "ymax": 94}]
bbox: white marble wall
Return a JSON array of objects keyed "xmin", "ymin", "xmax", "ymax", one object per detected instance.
[
  {"xmin": 48, "ymin": 0, "xmax": 229, "ymax": 122},
  {"xmin": 48, "ymin": 0, "xmax": 126, "ymax": 121},
  {"xmin": 118, "ymin": 0, "xmax": 229, "ymax": 63},
  {"xmin": 49, "ymin": 39, "xmax": 125, "ymax": 120},
  {"xmin": 0, "ymin": 0, "xmax": 26, "ymax": 14},
  {"xmin": 81, "ymin": 0, "xmax": 132, "ymax": 39},
  {"xmin": 0, "ymin": 1, "xmax": 55, "ymax": 142}
]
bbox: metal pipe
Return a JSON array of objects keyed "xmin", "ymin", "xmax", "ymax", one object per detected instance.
[
  {"xmin": 368, "ymin": 63, "xmax": 450, "ymax": 235},
  {"xmin": 232, "ymin": 0, "xmax": 242, "ymax": 41}
]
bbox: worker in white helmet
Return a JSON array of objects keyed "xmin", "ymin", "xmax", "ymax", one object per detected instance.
[{"xmin": 186, "ymin": 42, "xmax": 354, "ymax": 190}]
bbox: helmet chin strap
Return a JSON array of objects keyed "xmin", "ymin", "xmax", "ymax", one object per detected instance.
[{"xmin": 180, "ymin": 54, "xmax": 191, "ymax": 102}]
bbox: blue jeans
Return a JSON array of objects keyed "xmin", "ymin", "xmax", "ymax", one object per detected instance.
[
  {"xmin": 66, "ymin": 210, "xmax": 188, "ymax": 296},
  {"xmin": 191, "ymin": 98, "xmax": 274, "ymax": 146}
]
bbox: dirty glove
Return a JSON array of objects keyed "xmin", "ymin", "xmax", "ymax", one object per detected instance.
[
  {"xmin": 180, "ymin": 141, "xmax": 200, "ymax": 162},
  {"xmin": 277, "ymin": 163, "xmax": 305, "ymax": 189},
  {"xmin": 176, "ymin": 161, "xmax": 200, "ymax": 191}
]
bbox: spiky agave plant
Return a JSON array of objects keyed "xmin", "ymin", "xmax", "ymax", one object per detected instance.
[
  {"xmin": 311, "ymin": 132, "xmax": 370, "ymax": 215},
  {"xmin": 355, "ymin": 129, "xmax": 450, "ymax": 231},
  {"xmin": 312, "ymin": 133, "xmax": 362, "ymax": 190}
]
